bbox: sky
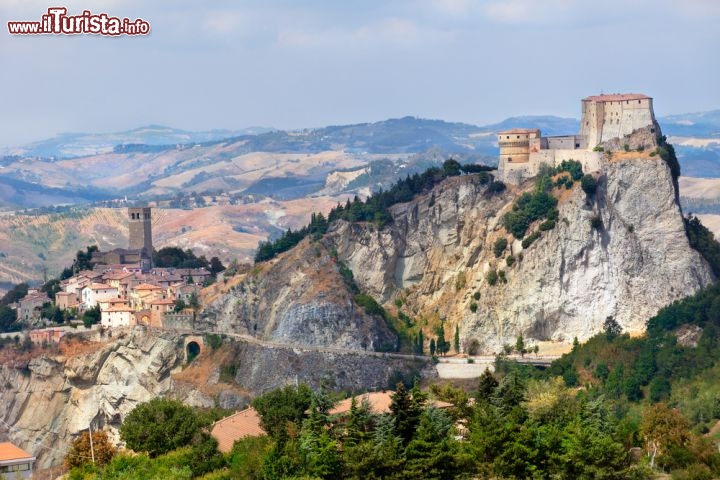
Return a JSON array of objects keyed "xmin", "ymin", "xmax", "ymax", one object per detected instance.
[{"xmin": 0, "ymin": 0, "xmax": 719, "ymax": 147}]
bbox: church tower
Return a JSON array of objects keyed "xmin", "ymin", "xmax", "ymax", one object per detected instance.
[{"xmin": 128, "ymin": 206, "xmax": 153, "ymax": 269}]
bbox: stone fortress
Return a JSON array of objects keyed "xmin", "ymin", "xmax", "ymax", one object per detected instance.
[{"xmin": 497, "ymin": 93, "xmax": 659, "ymax": 184}]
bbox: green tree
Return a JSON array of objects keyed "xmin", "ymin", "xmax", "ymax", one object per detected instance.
[
  {"xmin": 604, "ymin": 316, "xmax": 622, "ymax": 340},
  {"xmin": 454, "ymin": 324, "xmax": 460, "ymax": 353},
  {"xmin": 0, "ymin": 306, "xmax": 19, "ymax": 333},
  {"xmin": 477, "ymin": 368, "xmax": 499, "ymax": 401},
  {"xmin": 429, "ymin": 338, "xmax": 436, "ymax": 356},
  {"xmin": 119, "ymin": 398, "xmax": 206, "ymax": 458},
  {"xmin": 493, "ymin": 238, "xmax": 508, "ymax": 258},
  {"xmin": 252, "ymin": 384, "xmax": 312, "ymax": 444},
  {"xmin": 404, "ymin": 408, "xmax": 467, "ymax": 478},
  {"xmin": 515, "ymin": 333, "xmax": 526, "ymax": 357},
  {"xmin": 82, "ymin": 305, "xmax": 101, "ymax": 328},
  {"xmin": 227, "ymin": 435, "xmax": 271, "ymax": 480},
  {"xmin": 0, "ymin": 282, "xmax": 29, "ymax": 306},
  {"xmin": 581, "ymin": 174, "xmax": 598, "ymax": 196},
  {"xmin": 389, "ymin": 382, "xmax": 425, "ymax": 445}
]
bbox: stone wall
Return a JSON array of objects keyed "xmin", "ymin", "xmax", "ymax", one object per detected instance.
[{"xmin": 500, "ymin": 150, "xmax": 603, "ymax": 184}]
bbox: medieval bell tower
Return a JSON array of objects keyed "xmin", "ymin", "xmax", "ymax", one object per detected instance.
[{"xmin": 128, "ymin": 206, "xmax": 153, "ymax": 269}]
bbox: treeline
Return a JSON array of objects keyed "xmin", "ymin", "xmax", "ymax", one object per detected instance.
[
  {"xmin": 153, "ymin": 246, "xmax": 225, "ymax": 276},
  {"xmin": 255, "ymin": 160, "xmax": 499, "ymax": 263},
  {"xmin": 523, "ymin": 221, "xmax": 720, "ymax": 475},
  {"xmin": 255, "ymin": 212, "xmax": 329, "ymax": 263},
  {"xmin": 66, "ymin": 378, "xmax": 641, "ymax": 480},
  {"xmin": 684, "ymin": 214, "xmax": 720, "ymax": 277}
]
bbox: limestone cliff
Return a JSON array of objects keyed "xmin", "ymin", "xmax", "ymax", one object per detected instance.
[
  {"xmin": 0, "ymin": 331, "xmax": 184, "ymax": 469},
  {"xmin": 0, "ymin": 328, "xmax": 426, "ymax": 468},
  {"xmin": 200, "ymin": 240, "xmax": 398, "ymax": 351},
  {"xmin": 324, "ymin": 157, "xmax": 714, "ymax": 351}
]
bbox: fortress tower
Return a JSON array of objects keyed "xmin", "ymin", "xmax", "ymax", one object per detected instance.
[
  {"xmin": 128, "ymin": 207, "xmax": 153, "ymax": 269},
  {"xmin": 580, "ymin": 93, "xmax": 656, "ymax": 148},
  {"xmin": 498, "ymin": 128, "xmax": 541, "ymax": 165}
]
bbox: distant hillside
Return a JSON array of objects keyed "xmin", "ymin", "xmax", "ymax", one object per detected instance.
[
  {"xmin": 1, "ymin": 112, "xmax": 719, "ymax": 212},
  {"xmin": 660, "ymin": 109, "xmax": 720, "ymax": 137},
  {"xmin": 1, "ymin": 125, "xmax": 272, "ymax": 158}
]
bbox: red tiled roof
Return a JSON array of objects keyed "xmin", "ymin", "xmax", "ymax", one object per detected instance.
[
  {"xmin": 211, "ymin": 408, "xmax": 266, "ymax": 453},
  {"xmin": 329, "ymin": 391, "xmax": 453, "ymax": 416},
  {"xmin": 0, "ymin": 442, "xmax": 34, "ymax": 462},
  {"xmin": 91, "ymin": 283, "xmax": 113, "ymax": 290},
  {"xmin": 498, "ymin": 128, "xmax": 541, "ymax": 135},
  {"xmin": 583, "ymin": 93, "xmax": 650, "ymax": 102},
  {"xmin": 150, "ymin": 299, "xmax": 175, "ymax": 305},
  {"xmin": 133, "ymin": 283, "xmax": 162, "ymax": 290}
]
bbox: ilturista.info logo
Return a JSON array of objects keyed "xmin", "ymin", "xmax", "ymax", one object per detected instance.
[{"xmin": 8, "ymin": 7, "xmax": 150, "ymax": 36}]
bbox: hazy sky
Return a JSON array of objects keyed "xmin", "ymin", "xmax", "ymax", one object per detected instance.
[{"xmin": 1, "ymin": 0, "xmax": 718, "ymax": 147}]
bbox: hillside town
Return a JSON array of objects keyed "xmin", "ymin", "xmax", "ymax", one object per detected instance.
[{"xmin": 9, "ymin": 206, "xmax": 211, "ymax": 344}]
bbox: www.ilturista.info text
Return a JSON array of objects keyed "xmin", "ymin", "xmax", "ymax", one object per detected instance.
[{"xmin": 8, "ymin": 7, "xmax": 150, "ymax": 36}]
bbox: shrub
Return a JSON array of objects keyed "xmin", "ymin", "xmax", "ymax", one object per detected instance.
[
  {"xmin": 469, "ymin": 302, "xmax": 478, "ymax": 313},
  {"xmin": 493, "ymin": 238, "xmax": 508, "ymax": 258},
  {"xmin": 521, "ymin": 231, "xmax": 541, "ymax": 249},
  {"xmin": 503, "ymin": 191, "xmax": 558, "ymax": 239},
  {"xmin": 623, "ymin": 144, "xmax": 630, "ymax": 152},
  {"xmin": 120, "ymin": 398, "xmax": 207, "ymax": 457},
  {"xmin": 498, "ymin": 270, "xmax": 507, "ymax": 284},
  {"xmin": 637, "ymin": 145, "xmax": 645, "ymax": 152},
  {"xmin": 506, "ymin": 255, "xmax": 516, "ymax": 267},
  {"xmin": 593, "ymin": 145, "xmax": 604, "ymax": 152},
  {"xmin": 581, "ymin": 174, "xmax": 598, "ymax": 196},
  {"xmin": 485, "ymin": 270, "xmax": 498, "ymax": 286},
  {"xmin": 539, "ymin": 219, "xmax": 555, "ymax": 231},
  {"xmin": 473, "ymin": 291, "xmax": 481, "ymax": 301},
  {"xmin": 487, "ymin": 180, "xmax": 507, "ymax": 195},
  {"xmin": 590, "ymin": 216, "xmax": 603, "ymax": 230}
]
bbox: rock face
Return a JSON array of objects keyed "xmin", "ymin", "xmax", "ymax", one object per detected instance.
[
  {"xmin": 324, "ymin": 158, "xmax": 714, "ymax": 351},
  {"xmin": 0, "ymin": 329, "xmax": 426, "ymax": 469},
  {"xmin": 200, "ymin": 240, "xmax": 398, "ymax": 352},
  {"xmin": 0, "ymin": 331, "xmax": 184, "ymax": 469}
]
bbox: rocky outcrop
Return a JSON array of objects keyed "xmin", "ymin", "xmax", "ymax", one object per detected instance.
[
  {"xmin": 601, "ymin": 125, "xmax": 659, "ymax": 152},
  {"xmin": 0, "ymin": 330, "xmax": 184, "ymax": 469},
  {"xmin": 0, "ymin": 329, "xmax": 428, "ymax": 468},
  {"xmin": 324, "ymin": 158, "xmax": 714, "ymax": 351},
  {"xmin": 200, "ymin": 240, "xmax": 398, "ymax": 351}
]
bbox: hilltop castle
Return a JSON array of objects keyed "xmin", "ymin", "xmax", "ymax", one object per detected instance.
[{"xmin": 498, "ymin": 93, "xmax": 659, "ymax": 184}]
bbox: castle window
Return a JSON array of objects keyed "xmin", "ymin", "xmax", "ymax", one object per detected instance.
[
  {"xmin": 638, "ymin": 100, "xmax": 641, "ymax": 104},
  {"xmin": 506, "ymin": 136, "xmax": 510, "ymax": 139},
  {"xmin": 517, "ymin": 135, "xmax": 520, "ymax": 139}
]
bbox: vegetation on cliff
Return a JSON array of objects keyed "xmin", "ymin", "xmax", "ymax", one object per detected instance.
[
  {"xmin": 255, "ymin": 159, "xmax": 497, "ymax": 263},
  {"xmin": 502, "ymin": 160, "xmax": 585, "ymax": 240}
]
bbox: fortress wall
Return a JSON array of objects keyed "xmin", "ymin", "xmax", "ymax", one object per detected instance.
[
  {"xmin": 546, "ymin": 136, "xmax": 585, "ymax": 150},
  {"xmin": 501, "ymin": 150, "xmax": 603, "ymax": 184},
  {"xmin": 498, "ymin": 161, "xmax": 534, "ymax": 185}
]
